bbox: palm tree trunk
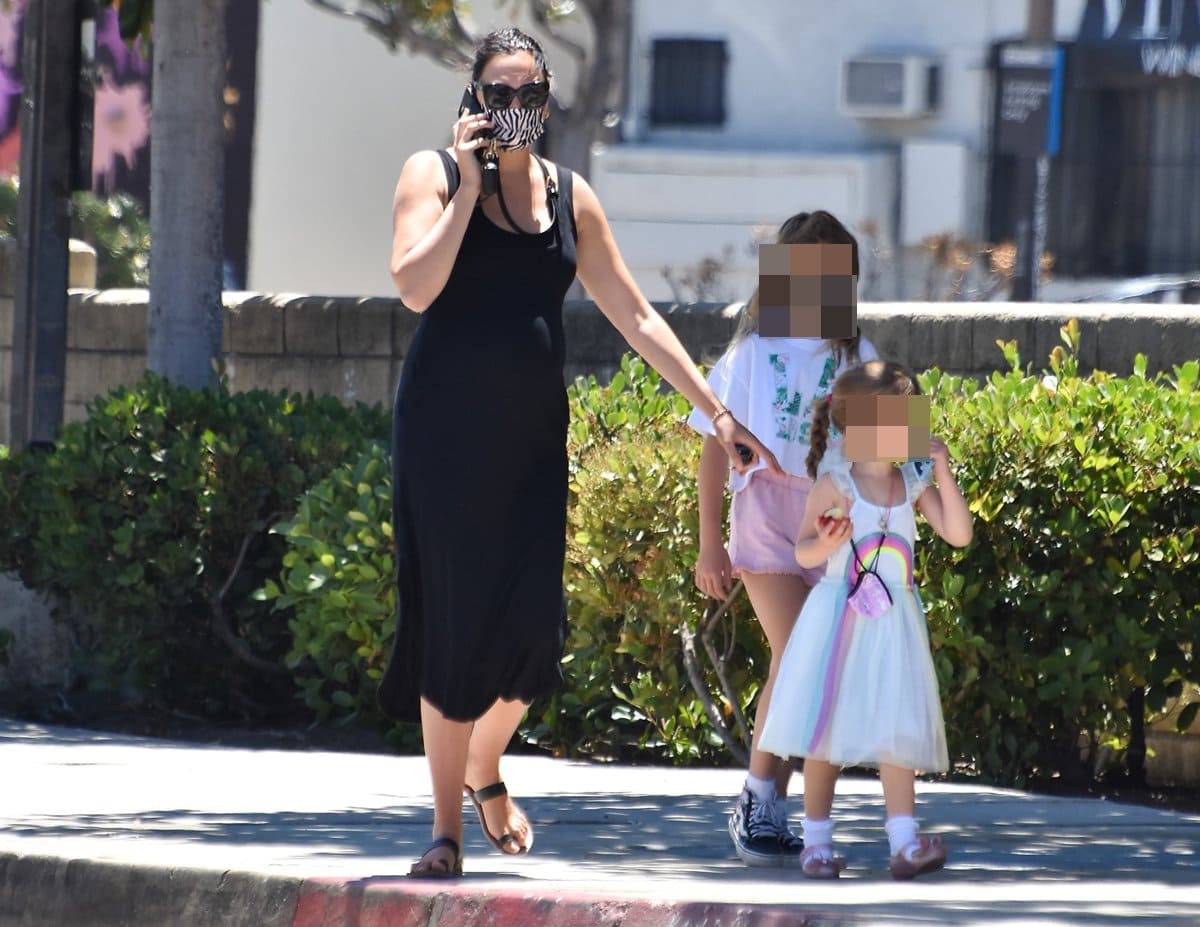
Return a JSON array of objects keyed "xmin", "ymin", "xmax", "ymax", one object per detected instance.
[{"xmin": 147, "ymin": 0, "xmax": 228, "ymax": 388}]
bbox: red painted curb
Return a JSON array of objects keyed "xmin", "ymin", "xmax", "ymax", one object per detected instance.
[{"xmin": 293, "ymin": 878, "xmax": 818, "ymax": 927}]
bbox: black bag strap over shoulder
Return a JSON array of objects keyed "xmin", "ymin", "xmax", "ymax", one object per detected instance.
[
  {"xmin": 435, "ymin": 148, "xmax": 460, "ymax": 198},
  {"xmin": 433, "ymin": 148, "xmax": 576, "ymax": 248}
]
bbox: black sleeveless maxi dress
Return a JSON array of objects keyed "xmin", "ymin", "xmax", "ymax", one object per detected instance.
[{"xmin": 378, "ymin": 150, "xmax": 578, "ymax": 723}]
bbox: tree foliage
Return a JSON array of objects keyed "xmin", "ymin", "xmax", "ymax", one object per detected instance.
[
  {"xmin": 100, "ymin": 0, "xmax": 154, "ymax": 44},
  {"xmin": 305, "ymin": 0, "xmax": 630, "ymax": 177}
]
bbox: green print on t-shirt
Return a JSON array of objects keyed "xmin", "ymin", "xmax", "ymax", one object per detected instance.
[
  {"xmin": 770, "ymin": 353, "xmax": 838, "ymax": 444},
  {"xmin": 769, "ymin": 353, "xmax": 804, "ymax": 441}
]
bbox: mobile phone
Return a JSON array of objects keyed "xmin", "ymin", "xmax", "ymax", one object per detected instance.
[
  {"xmin": 458, "ymin": 86, "xmax": 494, "ymax": 139},
  {"xmin": 735, "ymin": 443, "xmax": 754, "ymax": 465},
  {"xmin": 457, "ymin": 85, "xmax": 498, "ymax": 195}
]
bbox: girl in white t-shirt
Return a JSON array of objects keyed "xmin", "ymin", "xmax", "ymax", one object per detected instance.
[{"xmin": 689, "ymin": 210, "xmax": 877, "ymax": 866}]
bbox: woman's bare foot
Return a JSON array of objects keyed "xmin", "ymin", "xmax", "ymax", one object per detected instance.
[
  {"xmin": 408, "ymin": 835, "xmax": 463, "ymax": 878},
  {"xmin": 464, "ymin": 781, "xmax": 533, "ymax": 854}
]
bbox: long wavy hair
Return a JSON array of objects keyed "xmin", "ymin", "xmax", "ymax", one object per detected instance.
[{"xmin": 732, "ymin": 210, "xmax": 865, "ymax": 367}]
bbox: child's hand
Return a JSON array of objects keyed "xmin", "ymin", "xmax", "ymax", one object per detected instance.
[
  {"xmin": 814, "ymin": 508, "xmax": 853, "ymax": 551},
  {"xmin": 929, "ymin": 436, "xmax": 952, "ymax": 474},
  {"xmin": 695, "ymin": 544, "xmax": 735, "ymax": 600}
]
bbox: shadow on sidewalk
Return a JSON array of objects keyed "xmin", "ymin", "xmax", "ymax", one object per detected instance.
[{"xmin": 12, "ymin": 788, "xmax": 1198, "ymax": 884}]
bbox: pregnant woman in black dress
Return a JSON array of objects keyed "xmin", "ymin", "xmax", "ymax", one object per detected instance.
[{"xmin": 381, "ymin": 27, "xmax": 779, "ymax": 878}]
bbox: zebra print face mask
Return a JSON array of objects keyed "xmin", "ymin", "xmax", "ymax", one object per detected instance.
[{"xmin": 485, "ymin": 104, "xmax": 547, "ymax": 150}]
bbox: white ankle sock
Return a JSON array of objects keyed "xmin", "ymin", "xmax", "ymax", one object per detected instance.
[
  {"xmin": 802, "ymin": 817, "xmax": 834, "ymax": 849},
  {"xmin": 885, "ymin": 815, "xmax": 919, "ymax": 856},
  {"xmin": 745, "ymin": 773, "xmax": 775, "ymax": 803}
]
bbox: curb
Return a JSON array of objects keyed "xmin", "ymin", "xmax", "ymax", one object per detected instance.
[
  {"xmin": 294, "ymin": 878, "xmax": 823, "ymax": 927},
  {"xmin": 0, "ymin": 854, "xmax": 828, "ymax": 927},
  {"xmin": 0, "ymin": 853, "xmax": 299, "ymax": 927}
]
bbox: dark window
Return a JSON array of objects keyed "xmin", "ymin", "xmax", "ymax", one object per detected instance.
[{"xmin": 650, "ymin": 39, "xmax": 727, "ymax": 127}]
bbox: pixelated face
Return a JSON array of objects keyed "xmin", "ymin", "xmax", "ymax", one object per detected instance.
[
  {"xmin": 758, "ymin": 243, "xmax": 857, "ymax": 339},
  {"xmin": 840, "ymin": 394, "xmax": 931, "ymax": 463}
]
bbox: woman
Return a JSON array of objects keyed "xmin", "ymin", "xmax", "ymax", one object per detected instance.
[{"xmin": 379, "ymin": 26, "xmax": 778, "ymax": 878}]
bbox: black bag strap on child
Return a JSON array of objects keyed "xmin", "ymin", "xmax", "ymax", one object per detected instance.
[{"xmin": 847, "ymin": 537, "xmax": 894, "ymax": 608}]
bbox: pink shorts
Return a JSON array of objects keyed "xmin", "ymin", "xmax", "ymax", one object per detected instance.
[{"xmin": 729, "ymin": 469, "xmax": 827, "ymax": 585}]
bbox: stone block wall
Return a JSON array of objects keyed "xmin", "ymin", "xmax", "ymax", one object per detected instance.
[{"xmin": 3, "ymin": 286, "xmax": 1200, "ymax": 446}]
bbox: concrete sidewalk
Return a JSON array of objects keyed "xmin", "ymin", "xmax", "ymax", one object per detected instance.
[{"xmin": 0, "ymin": 719, "xmax": 1197, "ymax": 926}]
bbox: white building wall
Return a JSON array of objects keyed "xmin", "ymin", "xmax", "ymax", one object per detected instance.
[
  {"xmin": 600, "ymin": 0, "xmax": 1088, "ymax": 300},
  {"xmin": 249, "ymin": 2, "xmax": 463, "ymax": 297},
  {"xmin": 249, "ymin": 0, "xmax": 1088, "ymax": 299},
  {"xmin": 248, "ymin": 0, "xmax": 583, "ymax": 297},
  {"xmin": 592, "ymin": 146, "xmax": 897, "ymax": 301}
]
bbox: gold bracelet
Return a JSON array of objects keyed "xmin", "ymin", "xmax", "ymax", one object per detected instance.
[{"xmin": 711, "ymin": 407, "xmax": 733, "ymax": 426}]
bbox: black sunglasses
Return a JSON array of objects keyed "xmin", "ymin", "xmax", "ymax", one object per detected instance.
[{"xmin": 475, "ymin": 80, "xmax": 551, "ymax": 110}]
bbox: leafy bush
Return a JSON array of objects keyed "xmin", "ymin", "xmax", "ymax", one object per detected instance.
[
  {"xmin": 263, "ymin": 355, "xmax": 765, "ymax": 760},
  {"xmin": 0, "ymin": 177, "xmax": 151, "ymax": 287},
  {"xmin": 527, "ymin": 355, "xmax": 768, "ymax": 762},
  {"xmin": 918, "ymin": 321, "xmax": 1199, "ymax": 785},
  {"xmin": 262, "ymin": 336, "xmax": 1197, "ymax": 784},
  {"xmin": 70, "ymin": 191, "xmax": 151, "ymax": 287},
  {"xmin": 0, "ymin": 178, "xmax": 16, "ymax": 238},
  {"xmin": 0, "ymin": 374, "xmax": 388, "ymax": 715},
  {"xmin": 530, "ymin": 423, "xmax": 767, "ymax": 763},
  {"xmin": 261, "ymin": 442, "xmax": 396, "ymax": 723}
]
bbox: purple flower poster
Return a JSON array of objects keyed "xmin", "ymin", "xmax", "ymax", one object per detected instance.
[{"xmin": 0, "ymin": 3, "xmax": 152, "ymax": 195}]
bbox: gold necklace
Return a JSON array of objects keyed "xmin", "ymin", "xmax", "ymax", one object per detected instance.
[{"xmin": 878, "ymin": 470, "xmax": 899, "ymax": 532}]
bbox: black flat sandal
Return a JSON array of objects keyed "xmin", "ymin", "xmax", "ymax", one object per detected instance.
[
  {"xmin": 464, "ymin": 781, "xmax": 530, "ymax": 854},
  {"xmin": 407, "ymin": 835, "xmax": 463, "ymax": 878}
]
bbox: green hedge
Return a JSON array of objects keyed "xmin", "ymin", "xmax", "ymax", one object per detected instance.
[
  {"xmin": 0, "ymin": 179, "xmax": 151, "ymax": 287},
  {"xmin": 265, "ymin": 333, "xmax": 1198, "ymax": 784},
  {"xmin": 531, "ymin": 356, "xmax": 768, "ymax": 762},
  {"xmin": 919, "ymin": 322, "xmax": 1199, "ymax": 783},
  {"xmin": 261, "ymin": 355, "xmax": 761, "ymax": 760},
  {"xmin": 259, "ymin": 441, "xmax": 399, "ymax": 726},
  {"xmin": 5, "ymin": 327, "xmax": 1196, "ymax": 786},
  {"xmin": 0, "ymin": 374, "xmax": 388, "ymax": 715}
]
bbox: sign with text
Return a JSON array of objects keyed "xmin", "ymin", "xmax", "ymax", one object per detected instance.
[
  {"xmin": 995, "ymin": 46, "xmax": 1066, "ymax": 157},
  {"xmin": 1076, "ymin": 0, "xmax": 1200, "ymax": 79}
]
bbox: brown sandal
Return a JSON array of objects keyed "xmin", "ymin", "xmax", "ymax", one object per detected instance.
[
  {"xmin": 464, "ymin": 781, "xmax": 530, "ymax": 854},
  {"xmin": 407, "ymin": 836, "xmax": 463, "ymax": 878}
]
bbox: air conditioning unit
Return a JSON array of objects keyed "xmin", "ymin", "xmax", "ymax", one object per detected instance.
[{"xmin": 839, "ymin": 55, "xmax": 940, "ymax": 118}]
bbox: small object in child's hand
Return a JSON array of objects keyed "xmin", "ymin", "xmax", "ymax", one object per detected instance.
[
  {"xmin": 735, "ymin": 443, "xmax": 754, "ymax": 464},
  {"xmin": 818, "ymin": 506, "xmax": 847, "ymax": 529}
]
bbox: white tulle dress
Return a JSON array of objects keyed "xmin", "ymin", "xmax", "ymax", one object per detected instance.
[{"xmin": 758, "ymin": 458, "xmax": 949, "ymax": 773}]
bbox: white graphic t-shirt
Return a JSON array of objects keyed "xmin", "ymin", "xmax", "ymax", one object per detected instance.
[{"xmin": 688, "ymin": 333, "xmax": 879, "ymax": 492}]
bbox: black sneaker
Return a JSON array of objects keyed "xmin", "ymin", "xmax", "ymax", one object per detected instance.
[
  {"xmin": 769, "ymin": 795, "xmax": 804, "ymax": 854},
  {"xmin": 728, "ymin": 787, "xmax": 801, "ymax": 866}
]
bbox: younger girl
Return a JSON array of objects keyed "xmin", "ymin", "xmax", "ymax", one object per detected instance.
[
  {"xmin": 758, "ymin": 360, "xmax": 973, "ymax": 880},
  {"xmin": 689, "ymin": 210, "xmax": 878, "ymax": 865}
]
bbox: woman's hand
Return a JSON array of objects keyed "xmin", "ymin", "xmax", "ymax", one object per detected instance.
[
  {"xmin": 713, "ymin": 413, "xmax": 783, "ymax": 476},
  {"xmin": 694, "ymin": 543, "xmax": 734, "ymax": 600},
  {"xmin": 450, "ymin": 109, "xmax": 492, "ymax": 194}
]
